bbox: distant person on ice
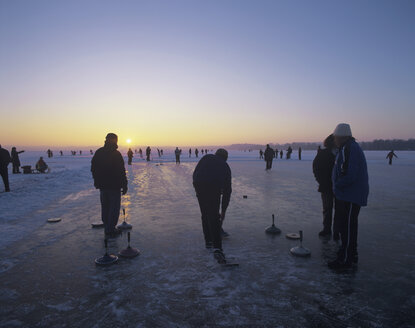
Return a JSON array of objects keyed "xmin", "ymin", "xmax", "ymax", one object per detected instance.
[
  {"xmin": 127, "ymin": 148, "xmax": 134, "ymax": 165},
  {"xmin": 91, "ymin": 133, "xmax": 128, "ymax": 237},
  {"xmin": 193, "ymin": 149, "xmax": 232, "ymax": 264},
  {"xmin": 146, "ymin": 146, "xmax": 151, "ymax": 161},
  {"xmin": 313, "ymin": 134, "xmax": 338, "ymax": 239},
  {"xmin": 286, "ymin": 146, "xmax": 292, "ymax": 159},
  {"xmin": 195, "ymin": 148, "xmax": 199, "ymax": 158},
  {"xmin": 175, "ymin": 147, "xmax": 181, "ymax": 164},
  {"xmin": 189, "ymin": 148, "xmax": 192, "ymax": 158},
  {"xmin": 280, "ymin": 149, "xmax": 283, "ymax": 159},
  {"xmin": 259, "ymin": 149, "xmax": 264, "ymax": 159},
  {"xmin": 264, "ymin": 144, "xmax": 274, "ymax": 170},
  {"xmin": 298, "ymin": 147, "xmax": 302, "ymax": 160},
  {"xmin": 36, "ymin": 157, "xmax": 48, "ymax": 173},
  {"xmin": 0, "ymin": 145, "xmax": 11, "ymax": 192},
  {"xmin": 11, "ymin": 147, "xmax": 24, "ymax": 174},
  {"xmin": 386, "ymin": 150, "xmax": 397, "ymax": 165},
  {"xmin": 329, "ymin": 123, "xmax": 369, "ymax": 270}
]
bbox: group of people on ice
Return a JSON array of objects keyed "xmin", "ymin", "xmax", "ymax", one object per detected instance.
[
  {"xmin": 90, "ymin": 123, "xmax": 369, "ymax": 270},
  {"xmin": 259, "ymin": 146, "xmax": 301, "ymax": 162}
]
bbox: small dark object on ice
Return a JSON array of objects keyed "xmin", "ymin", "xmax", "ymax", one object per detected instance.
[{"xmin": 243, "ymin": 195, "xmax": 248, "ymax": 199}]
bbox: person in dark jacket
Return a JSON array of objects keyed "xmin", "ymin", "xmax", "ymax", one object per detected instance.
[
  {"xmin": 0, "ymin": 145, "xmax": 11, "ymax": 192},
  {"xmin": 193, "ymin": 149, "xmax": 232, "ymax": 264},
  {"xmin": 175, "ymin": 147, "xmax": 181, "ymax": 164},
  {"xmin": 329, "ymin": 124, "xmax": 369, "ymax": 270},
  {"xmin": 11, "ymin": 147, "xmax": 24, "ymax": 174},
  {"xmin": 280, "ymin": 149, "xmax": 283, "ymax": 159},
  {"xmin": 146, "ymin": 146, "xmax": 151, "ymax": 161},
  {"xmin": 264, "ymin": 144, "xmax": 275, "ymax": 170},
  {"xmin": 313, "ymin": 135, "xmax": 337, "ymax": 238},
  {"xmin": 259, "ymin": 150, "xmax": 264, "ymax": 159},
  {"xmin": 36, "ymin": 157, "xmax": 48, "ymax": 173},
  {"xmin": 286, "ymin": 146, "xmax": 292, "ymax": 159},
  {"xmin": 127, "ymin": 148, "xmax": 134, "ymax": 165},
  {"xmin": 298, "ymin": 147, "xmax": 302, "ymax": 160},
  {"xmin": 195, "ymin": 148, "xmax": 199, "ymax": 158},
  {"xmin": 91, "ymin": 133, "xmax": 128, "ymax": 237},
  {"xmin": 386, "ymin": 150, "xmax": 397, "ymax": 165}
]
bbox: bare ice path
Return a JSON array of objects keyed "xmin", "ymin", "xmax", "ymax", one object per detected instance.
[{"xmin": 0, "ymin": 151, "xmax": 414, "ymax": 327}]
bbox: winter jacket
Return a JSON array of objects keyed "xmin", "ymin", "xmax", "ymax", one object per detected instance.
[
  {"xmin": 0, "ymin": 148, "xmax": 11, "ymax": 169},
  {"xmin": 332, "ymin": 139, "xmax": 369, "ymax": 206},
  {"xmin": 193, "ymin": 154, "xmax": 232, "ymax": 211},
  {"xmin": 91, "ymin": 142, "xmax": 128, "ymax": 190},
  {"xmin": 11, "ymin": 149, "xmax": 24, "ymax": 166},
  {"xmin": 313, "ymin": 148, "xmax": 335, "ymax": 193},
  {"xmin": 264, "ymin": 147, "xmax": 274, "ymax": 161}
]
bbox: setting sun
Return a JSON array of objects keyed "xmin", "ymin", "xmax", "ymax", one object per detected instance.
[{"xmin": 126, "ymin": 139, "xmax": 131, "ymax": 144}]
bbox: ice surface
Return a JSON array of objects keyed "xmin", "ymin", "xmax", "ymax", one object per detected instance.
[{"xmin": 0, "ymin": 150, "xmax": 414, "ymax": 327}]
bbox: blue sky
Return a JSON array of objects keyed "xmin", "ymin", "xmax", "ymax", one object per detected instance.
[{"xmin": 0, "ymin": 0, "xmax": 414, "ymax": 146}]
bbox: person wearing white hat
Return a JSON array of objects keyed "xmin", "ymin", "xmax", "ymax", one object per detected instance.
[{"xmin": 329, "ymin": 123, "xmax": 369, "ymax": 270}]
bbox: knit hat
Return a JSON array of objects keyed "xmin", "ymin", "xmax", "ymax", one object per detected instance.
[
  {"xmin": 215, "ymin": 148, "xmax": 228, "ymax": 161},
  {"xmin": 105, "ymin": 133, "xmax": 118, "ymax": 141},
  {"xmin": 333, "ymin": 123, "xmax": 352, "ymax": 137}
]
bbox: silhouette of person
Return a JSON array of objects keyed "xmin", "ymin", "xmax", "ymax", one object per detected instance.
[
  {"xmin": 11, "ymin": 147, "xmax": 24, "ymax": 174},
  {"xmin": 146, "ymin": 146, "xmax": 151, "ymax": 161},
  {"xmin": 189, "ymin": 148, "xmax": 192, "ymax": 158},
  {"xmin": 274, "ymin": 148, "xmax": 278, "ymax": 158},
  {"xmin": 36, "ymin": 157, "xmax": 48, "ymax": 173},
  {"xmin": 60, "ymin": 150, "xmax": 63, "ymax": 156},
  {"xmin": 0, "ymin": 145, "xmax": 11, "ymax": 192},
  {"xmin": 90, "ymin": 149, "xmax": 94, "ymax": 155},
  {"xmin": 329, "ymin": 123, "xmax": 369, "ymax": 270},
  {"xmin": 264, "ymin": 144, "xmax": 275, "ymax": 170},
  {"xmin": 195, "ymin": 148, "xmax": 199, "ymax": 158},
  {"xmin": 298, "ymin": 147, "xmax": 302, "ymax": 160},
  {"xmin": 280, "ymin": 150, "xmax": 283, "ymax": 159},
  {"xmin": 259, "ymin": 150, "xmax": 264, "ymax": 159},
  {"xmin": 161, "ymin": 149, "xmax": 164, "ymax": 156},
  {"xmin": 80, "ymin": 150, "xmax": 82, "ymax": 155},
  {"xmin": 193, "ymin": 149, "xmax": 232, "ymax": 264},
  {"xmin": 313, "ymin": 135, "xmax": 337, "ymax": 239},
  {"xmin": 386, "ymin": 150, "xmax": 397, "ymax": 165},
  {"xmin": 201, "ymin": 149, "xmax": 204, "ymax": 155},
  {"xmin": 127, "ymin": 148, "xmax": 134, "ymax": 165},
  {"xmin": 157, "ymin": 148, "xmax": 161, "ymax": 157},
  {"xmin": 139, "ymin": 148, "xmax": 143, "ymax": 158},
  {"xmin": 175, "ymin": 147, "xmax": 182, "ymax": 164},
  {"xmin": 286, "ymin": 146, "xmax": 292, "ymax": 159},
  {"xmin": 91, "ymin": 133, "xmax": 128, "ymax": 237}
]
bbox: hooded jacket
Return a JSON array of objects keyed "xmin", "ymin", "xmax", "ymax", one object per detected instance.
[
  {"xmin": 332, "ymin": 139, "xmax": 369, "ymax": 206},
  {"xmin": 91, "ymin": 142, "xmax": 127, "ymax": 190}
]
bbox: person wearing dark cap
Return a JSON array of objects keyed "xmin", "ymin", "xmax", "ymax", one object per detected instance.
[
  {"xmin": 329, "ymin": 123, "xmax": 369, "ymax": 270},
  {"xmin": 0, "ymin": 145, "xmax": 11, "ymax": 192},
  {"xmin": 91, "ymin": 133, "xmax": 128, "ymax": 237},
  {"xmin": 313, "ymin": 134, "xmax": 338, "ymax": 239},
  {"xmin": 193, "ymin": 149, "xmax": 232, "ymax": 264}
]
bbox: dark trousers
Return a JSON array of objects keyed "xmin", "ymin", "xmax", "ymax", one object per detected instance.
[
  {"xmin": 266, "ymin": 160, "xmax": 273, "ymax": 170},
  {"xmin": 388, "ymin": 158, "xmax": 392, "ymax": 165},
  {"xmin": 175, "ymin": 155, "xmax": 180, "ymax": 164},
  {"xmin": 0, "ymin": 168, "xmax": 9, "ymax": 191},
  {"xmin": 335, "ymin": 198, "xmax": 360, "ymax": 263},
  {"xmin": 321, "ymin": 192, "xmax": 334, "ymax": 232},
  {"xmin": 12, "ymin": 164, "xmax": 20, "ymax": 174},
  {"xmin": 195, "ymin": 185, "xmax": 222, "ymax": 250},
  {"xmin": 128, "ymin": 157, "xmax": 132, "ymax": 165},
  {"xmin": 100, "ymin": 189, "xmax": 121, "ymax": 234}
]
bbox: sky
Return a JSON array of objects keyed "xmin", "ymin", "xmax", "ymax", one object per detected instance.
[{"xmin": 0, "ymin": 0, "xmax": 414, "ymax": 148}]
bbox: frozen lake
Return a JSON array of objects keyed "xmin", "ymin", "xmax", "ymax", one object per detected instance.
[{"xmin": 0, "ymin": 150, "xmax": 414, "ymax": 327}]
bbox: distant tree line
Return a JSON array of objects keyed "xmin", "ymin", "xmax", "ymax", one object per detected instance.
[{"xmin": 228, "ymin": 139, "xmax": 415, "ymax": 151}]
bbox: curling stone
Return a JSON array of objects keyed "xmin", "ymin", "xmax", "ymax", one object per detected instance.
[
  {"xmin": 47, "ymin": 218, "xmax": 61, "ymax": 223},
  {"xmin": 243, "ymin": 195, "xmax": 248, "ymax": 199},
  {"xmin": 118, "ymin": 232, "xmax": 140, "ymax": 258},
  {"xmin": 290, "ymin": 231, "xmax": 311, "ymax": 257},
  {"xmin": 286, "ymin": 233, "xmax": 300, "ymax": 240},
  {"xmin": 117, "ymin": 208, "xmax": 132, "ymax": 230},
  {"xmin": 95, "ymin": 239, "xmax": 118, "ymax": 266},
  {"xmin": 265, "ymin": 214, "xmax": 281, "ymax": 234},
  {"xmin": 91, "ymin": 222, "xmax": 104, "ymax": 228}
]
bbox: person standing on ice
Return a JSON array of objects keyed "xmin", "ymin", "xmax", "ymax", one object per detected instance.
[
  {"xmin": 146, "ymin": 146, "xmax": 151, "ymax": 161},
  {"xmin": 386, "ymin": 150, "xmax": 397, "ymax": 165},
  {"xmin": 11, "ymin": 147, "xmax": 24, "ymax": 174},
  {"xmin": 193, "ymin": 149, "xmax": 232, "ymax": 264},
  {"xmin": 195, "ymin": 148, "xmax": 199, "ymax": 158},
  {"xmin": 259, "ymin": 149, "xmax": 264, "ymax": 159},
  {"xmin": 127, "ymin": 148, "xmax": 134, "ymax": 165},
  {"xmin": 175, "ymin": 147, "xmax": 181, "ymax": 164},
  {"xmin": 329, "ymin": 124, "xmax": 369, "ymax": 270},
  {"xmin": 0, "ymin": 145, "xmax": 11, "ymax": 192},
  {"xmin": 298, "ymin": 147, "xmax": 302, "ymax": 160},
  {"xmin": 91, "ymin": 133, "xmax": 128, "ymax": 237},
  {"xmin": 264, "ymin": 144, "xmax": 274, "ymax": 170},
  {"xmin": 313, "ymin": 134, "xmax": 338, "ymax": 239},
  {"xmin": 280, "ymin": 149, "xmax": 283, "ymax": 159}
]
